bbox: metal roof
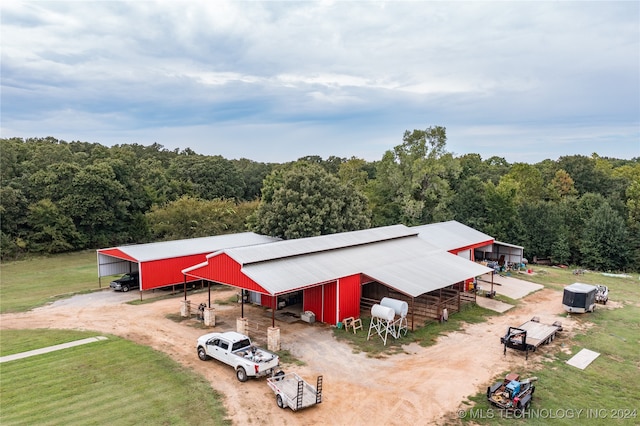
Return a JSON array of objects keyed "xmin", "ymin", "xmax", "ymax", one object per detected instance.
[
  {"xmin": 99, "ymin": 232, "xmax": 279, "ymax": 262},
  {"xmin": 217, "ymin": 224, "xmax": 417, "ymax": 265},
  {"xmin": 412, "ymin": 220, "xmax": 494, "ymax": 251},
  {"xmin": 565, "ymin": 283, "xmax": 597, "ymax": 293},
  {"xmin": 227, "ymin": 232, "xmax": 493, "ymax": 297}
]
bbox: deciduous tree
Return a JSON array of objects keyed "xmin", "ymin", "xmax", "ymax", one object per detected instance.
[{"xmin": 251, "ymin": 162, "xmax": 370, "ymax": 239}]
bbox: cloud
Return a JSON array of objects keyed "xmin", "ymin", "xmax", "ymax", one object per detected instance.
[{"xmin": 1, "ymin": 1, "xmax": 638, "ymax": 163}]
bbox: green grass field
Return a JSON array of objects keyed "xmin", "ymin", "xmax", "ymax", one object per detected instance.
[
  {"xmin": 0, "ymin": 329, "xmax": 230, "ymax": 426},
  {"xmin": 1, "ymin": 253, "xmax": 230, "ymax": 425},
  {"xmin": 0, "ymin": 251, "xmax": 105, "ymax": 314},
  {"xmin": 459, "ymin": 267, "xmax": 640, "ymax": 425}
]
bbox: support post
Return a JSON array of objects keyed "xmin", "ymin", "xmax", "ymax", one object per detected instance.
[
  {"xmin": 491, "ymin": 271, "xmax": 495, "ymax": 296},
  {"xmin": 236, "ymin": 317, "xmax": 248, "ymax": 335},
  {"xmin": 272, "ymin": 296, "xmax": 276, "ymax": 328},
  {"xmin": 411, "ymin": 297, "xmax": 415, "ymax": 331},
  {"xmin": 180, "ymin": 300, "xmax": 191, "ymax": 318},
  {"xmin": 183, "ymin": 275, "xmax": 187, "ymax": 301},
  {"xmin": 204, "ymin": 307, "xmax": 215, "ymax": 327},
  {"xmin": 267, "ymin": 326, "xmax": 281, "ymax": 352}
]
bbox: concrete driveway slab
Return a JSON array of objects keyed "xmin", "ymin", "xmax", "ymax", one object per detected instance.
[
  {"xmin": 478, "ymin": 273, "xmax": 543, "ymax": 299},
  {"xmin": 476, "ymin": 296, "xmax": 513, "ymax": 313}
]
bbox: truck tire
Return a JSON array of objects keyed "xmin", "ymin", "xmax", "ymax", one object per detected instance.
[
  {"xmin": 276, "ymin": 394, "xmax": 285, "ymax": 409},
  {"xmin": 197, "ymin": 347, "xmax": 209, "ymax": 361},
  {"xmin": 122, "ymin": 285, "xmax": 130, "ymax": 292},
  {"xmin": 236, "ymin": 367, "xmax": 248, "ymax": 382},
  {"xmin": 274, "ymin": 370, "xmax": 285, "ymax": 381}
]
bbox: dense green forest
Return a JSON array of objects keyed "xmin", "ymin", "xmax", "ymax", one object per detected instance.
[{"xmin": 1, "ymin": 129, "xmax": 638, "ymax": 271}]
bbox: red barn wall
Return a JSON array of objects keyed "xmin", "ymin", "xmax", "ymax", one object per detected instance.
[
  {"xmin": 338, "ymin": 274, "xmax": 362, "ymax": 323},
  {"xmin": 192, "ymin": 253, "xmax": 269, "ymax": 294},
  {"xmin": 323, "ymin": 282, "xmax": 337, "ymax": 325},
  {"xmin": 303, "ymin": 282, "xmax": 337, "ymax": 325},
  {"xmin": 140, "ymin": 254, "xmax": 207, "ymax": 290},
  {"xmin": 303, "ymin": 286, "xmax": 324, "ymax": 322}
]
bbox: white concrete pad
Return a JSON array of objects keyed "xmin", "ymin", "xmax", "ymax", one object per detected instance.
[
  {"xmin": 566, "ymin": 348, "xmax": 600, "ymax": 370},
  {"xmin": 475, "ymin": 296, "xmax": 514, "ymax": 313},
  {"xmin": 477, "ymin": 273, "xmax": 544, "ymax": 300}
]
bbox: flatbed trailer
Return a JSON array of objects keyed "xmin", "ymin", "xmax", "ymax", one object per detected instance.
[
  {"xmin": 501, "ymin": 317, "xmax": 562, "ymax": 359},
  {"xmin": 267, "ymin": 373, "xmax": 322, "ymax": 411}
]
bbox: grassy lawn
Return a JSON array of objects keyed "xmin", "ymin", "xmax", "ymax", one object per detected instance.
[
  {"xmin": 459, "ymin": 267, "xmax": 640, "ymax": 425},
  {"xmin": 0, "ymin": 329, "xmax": 230, "ymax": 426},
  {"xmin": 0, "ymin": 251, "xmax": 105, "ymax": 314}
]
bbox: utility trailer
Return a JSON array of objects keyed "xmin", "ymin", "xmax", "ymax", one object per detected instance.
[
  {"xmin": 487, "ymin": 372, "xmax": 537, "ymax": 411},
  {"xmin": 563, "ymin": 283, "xmax": 597, "ymax": 313},
  {"xmin": 267, "ymin": 373, "xmax": 323, "ymax": 411},
  {"xmin": 501, "ymin": 317, "xmax": 562, "ymax": 359}
]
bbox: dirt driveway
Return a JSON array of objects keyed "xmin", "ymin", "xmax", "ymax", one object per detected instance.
[{"xmin": 0, "ymin": 286, "xmax": 582, "ymax": 425}]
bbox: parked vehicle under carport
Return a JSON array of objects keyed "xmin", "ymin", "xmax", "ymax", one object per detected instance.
[{"xmin": 109, "ymin": 272, "xmax": 139, "ymax": 292}]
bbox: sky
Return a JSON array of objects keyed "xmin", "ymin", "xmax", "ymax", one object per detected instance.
[{"xmin": 1, "ymin": 1, "xmax": 639, "ymax": 164}]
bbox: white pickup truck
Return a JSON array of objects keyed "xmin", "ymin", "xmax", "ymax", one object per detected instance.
[{"xmin": 196, "ymin": 331, "xmax": 281, "ymax": 382}]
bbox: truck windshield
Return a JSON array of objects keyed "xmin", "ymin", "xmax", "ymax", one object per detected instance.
[{"xmin": 232, "ymin": 339, "xmax": 251, "ymax": 351}]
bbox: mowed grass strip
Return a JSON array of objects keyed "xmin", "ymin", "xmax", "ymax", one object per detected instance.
[{"xmin": 0, "ymin": 330, "xmax": 230, "ymax": 426}]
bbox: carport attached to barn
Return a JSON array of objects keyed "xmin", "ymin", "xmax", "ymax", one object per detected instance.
[
  {"xmin": 183, "ymin": 225, "xmax": 493, "ymax": 329},
  {"xmin": 96, "ymin": 233, "xmax": 279, "ymax": 291}
]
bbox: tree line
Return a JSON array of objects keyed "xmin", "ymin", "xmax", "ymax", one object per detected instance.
[{"xmin": 1, "ymin": 129, "xmax": 638, "ymax": 272}]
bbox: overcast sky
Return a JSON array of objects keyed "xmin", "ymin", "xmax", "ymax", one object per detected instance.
[{"xmin": 2, "ymin": 1, "xmax": 639, "ymax": 164}]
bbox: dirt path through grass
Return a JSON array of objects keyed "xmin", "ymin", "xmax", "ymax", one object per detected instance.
[{"xmin": 0, "ymin": 286, "xmax": 584, "ymax": 425}]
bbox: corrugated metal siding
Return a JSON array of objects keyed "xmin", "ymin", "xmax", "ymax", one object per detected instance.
[
  {"xmin": 338, "ymin": 274, "xmax": 362, "ymax": 322},
  {"xmin": 302, "ymin": 283, "xmax": 337, "ymax": 324},
  {"xmin": 140, "ymin": 254, "xmax": 205, "ymax": 290},
  {"xmin": 187, "ymin": 253, "xmax": 270, "ymax": 294},
  {"xmin": 97, "ymin": 252, "xmax": 138, "ymax": 277},
  {"xmin": 97, "ymin": 248, "xmax": 137, "ymax": 262},
  {"xmin": 303, "ymin": 286, "xmax": 323, "ymax": 321},
  {"xmin": 261, "ymin": 294, "xmax": 275, "ymax": 308},
  {"xmin": 323, "ymin": 282, "xmax": 337, "ymax": 325}
]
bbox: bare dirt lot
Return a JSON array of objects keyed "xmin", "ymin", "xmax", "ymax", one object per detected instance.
[{"xmin": 0, "ymin": 285, "xmax": 584, "ymax": 425}]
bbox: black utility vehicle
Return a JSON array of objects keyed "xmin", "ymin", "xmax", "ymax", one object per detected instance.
[{"xmin": 110, "ymin": 272, "xmax": 139, "ymax": 292}]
